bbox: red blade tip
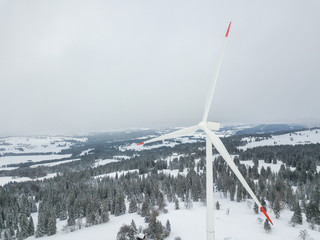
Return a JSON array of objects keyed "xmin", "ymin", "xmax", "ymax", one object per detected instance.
[
  {"xmin": 137, "ymin": 142, "xmax": 144, "ymax": 145},
  {"xmin": 260, "ymin": 207, "xmax": 273, "ymax": 225},
  {"xmin": 225, "ymin": 21, "xmax": 232, "ymax": 37}
]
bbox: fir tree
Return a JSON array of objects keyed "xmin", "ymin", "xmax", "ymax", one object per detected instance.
[
  {"xmin": 264, "ymin": 219, "xmax": 271, "ymax": 233},
  {"xmin": 290, "ymin": 202, "xmax": 303, "ymax": 226},
  {"xmin": 305, "ymin": 202, "xmax": 320, "ymax": 224},
  {"xmin": 35, "ymin": 209, "xmax": 46, "ymax": 237},
  {"xmin": 253, "ymin": 203, "xmax": 259, "ymax": 214},
  {"xmin": 141, "ymin": 201, "xmax": 149, "ymax": 217},
  {"xmin": 236, "ymin": 183, "xmax": 243, "ymax": 202},
  {"xmin": 67, "ymin": 206, "xmax": 76, "ymax": 227},
  {"xmin": 299, "ymin": 229, "xmax": 310, "ymax": 240},
  {"xmin": 101, "ymin": 202, "xmax": 109, "ymax": 223},
  {"xmin": 174, "ymin": 198, "xmax": 179, "ymax": 210},
  {"xmin": 164, "ymin": 220, "xmax": 171, "ymax": 238},
  {"xmin": 146, "ymin": 214, "xmax": 158, "ymax": 239},
  {"xmin": 59, "ymin": 202, "xmax": 67, "ymax": 221},
  {"xmin": 47, "ymin": 211, "xmax": 56, "ymax": 236},
  {"xmin": 128, "ymin": 198, "xmax": 138, "ymax": 213},
  {"xmin": 128, "ymin": 220, "xmax": 137, "ymax": 240},
  {"xmin": 273, "ymin": 198, "xmax": 281, "ymax": 219},
  {"xmin": 216, "ymin": 201, "xmax": 220, "ymax": 210},
  {"xmin": 28, "ymin": 216, "xmax": 35, "ymax": 236},
  {"xmin": 114, "ymin": 192, "xmax": 126, "ymax": 216},
  {"xmin": 117, "ymin": 224, "xmax": 130, "ymax": 240},
  {"xmin": 19, "ymin": 214, "xmax": 29, "ymax": 239}
]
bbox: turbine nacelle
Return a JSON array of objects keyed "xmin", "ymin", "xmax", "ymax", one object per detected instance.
[{"xmin": 198, "ymin": 121, "xmax": 220, "ymax": 132}]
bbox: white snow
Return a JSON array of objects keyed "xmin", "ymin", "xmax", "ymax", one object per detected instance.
[
  {"xmin": 24, "ymin": 192, "xmax": 320, "ymax": 240},
  {"xmin": 0, "ymin": 136, "xmax": 87, "ymax": 155},
  {"xmin": 0, "ymin": 166, "xmax": 18, "ymax": 171},
  {"xmin": 79, "ymin": 148, "xmax": 94, "ymax": 156},
  {"xmin": 120, "ymin": 141, "xmax": 179, "ymax": 151},
  {"xmin": 92, "ymin": 159, "xmax": 118, "ymax": 168},
  {"xmin": 240, "ymin": 160, "xmax": 295, "ymax": 173},
  {"xmin": 0, "ymin": 173, "xmax": 58, "ymax": 186},
  {"xmin": 0, "ymin": 154, "xmax": 72, "ymax": 166},
  {"xmin": 240, "ymin": 129, "xmax": 320, "ymax": 150},
  {"xmin": 30, "ymin": 159, "xmax": 81, "ymax": 168}
]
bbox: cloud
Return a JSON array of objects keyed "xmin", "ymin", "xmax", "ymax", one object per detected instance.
[{"xmin": 0, "ymin": 0, "xmax": 319, "ymax": 135}]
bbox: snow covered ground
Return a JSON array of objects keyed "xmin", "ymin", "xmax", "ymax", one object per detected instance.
[
  {"xmin": 25, "ymin": 192, "xmax": 320, "ymax": 240},
  {"xmin": 239, "ymin": 129, "xmax": 320, "ymax": 150},
  {"xmin": 0, "ymin": 173, "xmax": 58, "ymax": 186},
  {"xmin": 0, "ymin": 136, "xmax": 87, "ymax": 155},
  {"xmin": 92, "ymin": 159, "xmax": 119, "ymax": 168},
  {"xmin": 30, "ymin": 158, "xmax": 81, "ymax": 168},
  {"xmin": 240, "ymin": 160, "xmax": 296, "ymax": 173},
  {"xmin": 0, "ymin": 154, "xmax": 72, "ymax": 166},
  {"xmin": 79, "ymin": 149, "xmax": 94, "ymax": 156},
  {"xmin": 0, "ymin": 166, "xmax": 18, "ymax": 171}
]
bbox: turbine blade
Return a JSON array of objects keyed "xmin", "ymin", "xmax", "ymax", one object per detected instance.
[
  {"xmin": 204, "ymin": 128, "xmax": 274, "ymax": 225},
  {"xmin": 202, "ymin": 22, "xmax": 232, "ymax": 122},
  {"xmin": 138, "ymin": 125, "xmax": 199, "ymax": 145}
]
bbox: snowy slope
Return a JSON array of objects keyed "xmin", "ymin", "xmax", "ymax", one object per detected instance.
[
  {"xmin": 0, "ymin": 173, "xmax": 58, "ymax": 187},
  {"xmin": 0, "ymin": 154, "xmax": 72, "ymax": 166},
  {"xmin": 25, "ymin": 193, "xmax": 320, "ymax": 240},
  {"xmin": 0, "ymin": 136, "xmax": 87, "ymax": 155},
  {"xmin": 239, "ymin": 129, "xmax": 320, "ymax": 150}
]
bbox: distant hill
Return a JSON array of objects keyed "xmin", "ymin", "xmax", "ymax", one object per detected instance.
[{"xmin": 233, "ymin": 124, "xmax": 304, "ymax": 135}]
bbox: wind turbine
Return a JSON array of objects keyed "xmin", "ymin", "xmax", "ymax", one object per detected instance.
[{"xmin": 138, "ymin": 22, "xmax": 273, "ymax": 240}]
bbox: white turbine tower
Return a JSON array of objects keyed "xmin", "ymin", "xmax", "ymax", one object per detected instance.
[{"xmin": 138, "ymin": 22, "xmax": 273, "ymax": 240}]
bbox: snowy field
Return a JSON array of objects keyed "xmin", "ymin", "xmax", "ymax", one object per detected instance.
[
  {"xmin": 0, "ymin": 173, "xmax": 58, "ymax": 187},
  {"xmin": 30, "ymin": 158, "xmax": 81, "ymax": 168},
  {"xmin": 25, "ymin": 192, "xmax": 320, "ymax": 240},
  {"xmin": 92, "ymin": 159, "xmax": 119, "ymax": 168},
  {"xmin": 79, "ymin": 149, "xmax": 94, "ymax": 156},
  {"xmin": 0, "ymin": 166, "xmax": 18, "ymax": 171},
  {"xmin": 0, "ymin": 154, "xmax": 72, "ymax": 166},
  {"xmin": 0, "ymin": 136, "xmax": 87, "ymax": 155},
  {"xmin": 240, "ymin": 129, "xmax": 320, "ymax": 150},
  {"xmin": 240, "ymin": 160, "xmax": 296, "ymax": 173}
]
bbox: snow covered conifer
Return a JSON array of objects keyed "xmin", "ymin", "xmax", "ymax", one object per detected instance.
[
  {"xmin": 28, "ymin": 216, "xmax": 35, "ymax": 236},
  {"xmin": 264, "ymin": 219, "xmax": 271, "ymax": 233},
  {"xmin": 129, "ymin": 198, "xmax": 137, "ymax": 213},
  {"xmin": 128, "ymin": 220, "xmax": 137, "ymax": 240},
  {"xmin": 35, "ymin": 205, "xmax": 46, "ymax": 237},
  {"xmin": 47, "ymin": 211, "xmax": 56, "ymax": 236},
  {"xmin": 216, "ymin": 201, "xmax": 220, "ymax": 210},
  {"xmin": 174, "ymin": 198, "xmax": 179, "ymax": 210},
  {"xmin": 101, "ymin": 202, "xmax": 109, "ymax": 223},
  {"xmin": 273, "ymin": 198, "xmax": 281, "ymax": 219},
  {"xmin": 305, "ymin": 202, "xmax": 320, "ymax": 224},
  {"xmin": 67, "ymin": 205, "xmax": 76, "ymax": 227},
  {"xmin": 299, "ymin": 229, "xmax": 311, "ymax": 240},
  {"xmin": 117, "ymin": 224, "xmax": 130, "ymax": 240},
  {"xmin": 291, "ymin": 201, "xmax": 303, "ymax": 226},
  {"xmin": 253, "ymin": 203, "xmax": 259, "ymax": 214},
  {"xmin": 19, "ymin": 214, "xmax": 29, "ymax": 239},
  {"xmin": 164, "ymin": 219, "xmax": 171, "ymax": 237},
  {"xmin": 114, "ymin": 192, "xmax": 126, "ymax": 216},
  {"xmin": 141, "ymin": 201, "xmax": 149, "ymax": 217}
]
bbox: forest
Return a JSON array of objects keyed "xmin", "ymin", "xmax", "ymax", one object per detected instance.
[{"xmin": 0, "ymin": 129, "xmax": 320, "ymax": 239}]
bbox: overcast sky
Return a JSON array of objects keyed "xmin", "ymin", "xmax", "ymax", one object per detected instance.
[{"xmin": 0, "ymin": 0, "xmax": 319, "ymax": 135}]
